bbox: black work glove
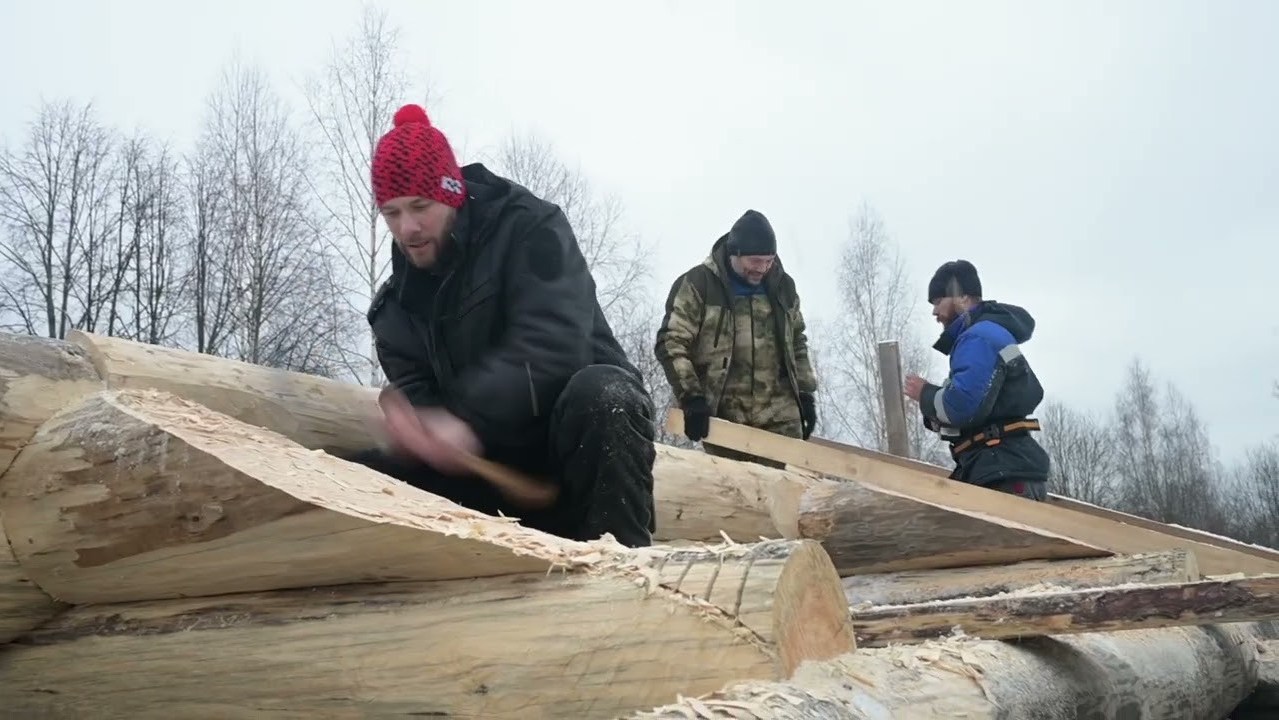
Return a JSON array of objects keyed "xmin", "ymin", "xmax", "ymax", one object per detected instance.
[
  {"xmin": 799, "ymin": 392, "xmax": 818, "ymax": 440},
  {"xmin": 681, "ymin": 395, "xmax": 711, "ymax": 443}
]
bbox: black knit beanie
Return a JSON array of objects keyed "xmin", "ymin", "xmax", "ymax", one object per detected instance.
[
  {"xmin": 726, "ymin": 210, "xmax": 777, "ymax": 256},
  {"xmin": 927, "ymin": 260, "xmax": 982, "ymax": 303}
]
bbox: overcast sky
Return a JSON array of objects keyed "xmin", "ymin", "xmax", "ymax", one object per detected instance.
[{"xmin": 3, "ymin": 0, "xmax": 1276, "ymax": 463}]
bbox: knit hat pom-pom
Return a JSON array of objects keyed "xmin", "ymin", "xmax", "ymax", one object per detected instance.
[{"xmin": 393, "ymin": 104, "xmax": 430, "ymax": 128}]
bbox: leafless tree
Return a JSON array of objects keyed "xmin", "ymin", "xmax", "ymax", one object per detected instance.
[
  {"xmin": 182, "ymin": 138, "xmax": 239, "ymax": 356},
  {"xmin": 1111, "ymin": 358, "xmax": 1227, "ymax": 532},
  {"xmin": 817, "ymin": 202, "xmax": 947, "ymax": 463},
  {"xmin": 197, "ymin": 55, "xmax": 356, "ymax": 375},
  {"xmin": 1038, "ymin": 399, "xmax": 1115, "ymax": 506},
  {"xmin": 490, "ymin": 132, "xmax": 652, "ymax": 322},
  {"xmin": 1223, "ymin": 442, "xmax": 1279, "ymax": 547},
  {"xmin": 0, "ymin": 100, "xmax": 117, "ymax": 338},
  {"xmin": 303, "ymin": 4, "xmax": 420, "ymax": 384},
  {"xmin": 103, "ymin": 133, "xmax": 186, "ymax": 344}
]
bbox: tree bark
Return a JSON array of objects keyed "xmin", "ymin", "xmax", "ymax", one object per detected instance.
[
  {"xmin": 844, "ymin": 550, "xmax": 1199, "ymax": 608},
  {"xmin": 852, "ymin": 574, "xmax": 1279, "ymax": 646},
  {"xmin": 0, "ymin": 331, "xmax": 101, "ymax": 641},
  {"xmin": 621, "ymin": 624, "xmax": 1262, "ymax": 720},
  {"xmin": 0, "ymin": 539, "xmax": 854, "ymax": 720}
]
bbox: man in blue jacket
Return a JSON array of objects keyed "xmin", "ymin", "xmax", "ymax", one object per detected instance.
[{"xmin": 904, "ymin": 260, "xmax": 1051, "ymax": 500}]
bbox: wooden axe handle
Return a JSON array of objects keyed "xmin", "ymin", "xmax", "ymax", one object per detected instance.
[{"xmin": 377, "ymin": 386, "xmax": 559, "ymax": 509}]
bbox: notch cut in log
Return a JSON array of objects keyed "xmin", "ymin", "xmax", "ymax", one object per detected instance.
[
  {"xmin": 844, "ymin": 549, "xmax": 1199, "ymax": 608},
  {"xmin": 851, "ymin": 573, "xmax": 1279, "ymax": 646},
  {"xmin": 1, "ymin": 388, "xmax": 602, "ymax": 605},
  {"xmin": 670, "ymin": 410, "xmax": 1279, "ymax": 576},
  {"xmin": 0, "ymin": 332, "xmax": 101, "ymax": 641},
  {"xmin": 0, "ymin": 539, "xmax": 854, "ymax": 720},
  {"xmin": 622, "ymin": 624, "xmax": 1261, "ymax": 720}
]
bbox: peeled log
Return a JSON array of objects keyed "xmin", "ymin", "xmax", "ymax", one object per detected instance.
[
  {"xmin": 11, "ymin": 332, "xmax": 1089, "ymax": 577},
  {"xmin": 0, "ymin": 332, "xmax": 101, "ymax": 641},
  {"xmin": 673, "ymin": 411, "xmax": 1279, "ymax": 576},
  {"xmin": 0, "ymin": 539, "xmax": 854, "ymax": 719},
  {"xmin": 622, "ymin": 625, "xmax": 1261, "ymax": 719},
  {"xmin": 844, "ymin": 549, "xmax": 1199, "ymax": 608},
  {"xmin": 66, "ymin": 329, "xmax": 381, "ymax": 454},
  {"xmin": 1, "ymin": 388, "xmax": 600, "ymax": 604},
  {"xmin": 788, "ymin": 480, "xmax": 1107, "ymax": 574}
]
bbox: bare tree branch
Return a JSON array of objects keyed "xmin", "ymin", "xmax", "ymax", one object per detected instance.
[
  {"xmin": 301, "ymin": 3, "xmax": 420, "ymax": 384},
  {"xmin": 817, "ymin": 202, "xmax": 947, "ymax": 463}
]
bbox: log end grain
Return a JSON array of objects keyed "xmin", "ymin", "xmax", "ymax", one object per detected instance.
[{"xmin": 772, "ymin": 539, "xmax": 856, "ymax": 675}]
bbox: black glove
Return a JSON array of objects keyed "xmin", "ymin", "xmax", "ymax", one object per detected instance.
[
  {"xmin": 799, "ymin": 392, "xmax": 817, "ymax": 440},
  {"xmin": 681, "ymin": 395, "xmax": 711, "ymax": 443}
]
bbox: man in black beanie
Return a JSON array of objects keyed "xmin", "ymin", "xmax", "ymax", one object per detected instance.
[
  {"xmin": 654, "ymin": 210, "xmax": 818, "ymax": 466},
  {"xmin": 904, "ymin": 260, "xmax": 1051, "ymax": 500}
]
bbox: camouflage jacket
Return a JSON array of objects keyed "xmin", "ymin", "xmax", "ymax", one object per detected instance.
[{"xmin": 654, "ymin": 234, "xmax": 817, "ymax": 413}]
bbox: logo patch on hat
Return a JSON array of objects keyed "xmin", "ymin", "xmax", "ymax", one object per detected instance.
[{"xmin": 440, "ymin": 176, "xmax": 463, "ymax": 194}]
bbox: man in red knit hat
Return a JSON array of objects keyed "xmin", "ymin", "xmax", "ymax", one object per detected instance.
[{"xmin": 342, "ymin": 104, "xmax": 656, "ymax": 548}]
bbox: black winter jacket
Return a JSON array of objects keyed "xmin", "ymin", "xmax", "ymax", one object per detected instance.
[{"xmin": 367, "ymin": 163, "xmax": 642, "ymax": 458}]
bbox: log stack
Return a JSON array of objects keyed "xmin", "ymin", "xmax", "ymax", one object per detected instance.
[{"xmin": 2, "ymin": 329, "xmax": 1279, "ymax": 718}]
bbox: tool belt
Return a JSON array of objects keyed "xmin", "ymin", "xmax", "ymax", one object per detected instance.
[{"xmin": 949, "ymin": 418, "xmax": 1041, "ymax": 458}]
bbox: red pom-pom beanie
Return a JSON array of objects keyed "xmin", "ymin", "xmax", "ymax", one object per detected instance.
[{"xmin": 371, "ymin": 104, "xmax": 467, "ymax": 208}]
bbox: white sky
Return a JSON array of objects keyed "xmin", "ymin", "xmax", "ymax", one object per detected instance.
[{"xmin": 3, "ymin": 0, "xmax": 1276, "ymax": 463}]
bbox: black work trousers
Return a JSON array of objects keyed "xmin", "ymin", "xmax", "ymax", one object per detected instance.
[{"xmin": 342, "ymin": 364, "xmax": 657, "ymax": 547}]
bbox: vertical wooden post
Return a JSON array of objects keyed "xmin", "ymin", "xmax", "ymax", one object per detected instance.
[{"xmin": 877, "ymin": 340, "xmax": 911, "ymax": 457}]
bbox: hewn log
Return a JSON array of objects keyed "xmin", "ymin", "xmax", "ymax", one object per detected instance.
[
  {"xmin": 844, "ymin": 550, "xmax": 1199, "ymax": 608},
  {"xmin": 652, "ymin": 444, "xmax": 799, "ymax": 543},
  {"xmin": 622, "ymin": 625, "xmax": 1261, "ymax": 719},
  {"xmin": 16, "ymin": 332, "xmax": 1094, "ymax": 576},
  {"xmin": 1, "ymin": 388, "xmax": 600, "ymax": 605},
  {"xmin": 66, "ymin": 329, "xmax": 382, "ymax": 454},
  {"xmin": 852, "ymin": 573, "xmax": 1279, "ymax": 646},
  {"xmin": 674, "ymin": 411, "xmax": 1279, "ymax": 575},
  {"xmin": 808, "ymin": 433, "xmax": 1279, "ymax": 567},
  {"xmin": 0, "ymin": 539, "xmax": 854, "ymax": 719},
  {"xmin": 0, "ymin": 332, "xmax": 101, "ymax": 641},
  {"xmin": 654, "ymin": 446, "xmax": 1122, "ymax": 574},
  {"xmin": 788, "ymin": 480, "xmax": 1108, "ymax": 574}
]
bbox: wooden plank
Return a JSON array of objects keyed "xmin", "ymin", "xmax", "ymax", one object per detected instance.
[
  {"xmin": 844, "ymin": 549, "xmax": 1199, "ymax": 608},
  {"xmin": 876, "ymin": 340, "xmax": 909, "ymax": 457},
  {"xmin": 851, "ymin": 574, "xmax": 1279, "ymax": 646},
  {"xmin": 0, "ymin": 540, "xmax": 854, "ymax": 719},
  {"xmin": 621, "ymin": 624, "xmax": 1261, "ymax": 720},
  {"xmin": 668, "ymin": 410, "xmax": 1279, "ymax": 576}
]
